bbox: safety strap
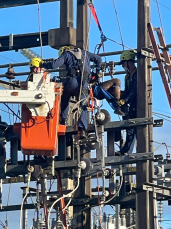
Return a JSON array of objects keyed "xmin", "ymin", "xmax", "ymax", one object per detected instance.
[
  {"xmin": 88, "ymin": 3, "xmax": 102, "ymax": 33},
  {"xmin": 87, "ymin": 87, "xmax": 95, "ymax": 112},
  {"xmin": 87, "ymin": 1, "xmax": 107, "ymax": 42}
]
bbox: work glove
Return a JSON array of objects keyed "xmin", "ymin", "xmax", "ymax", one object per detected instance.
[{"xmin": 116, "ymin": 99, "xmax": 125, "ymax": 107}]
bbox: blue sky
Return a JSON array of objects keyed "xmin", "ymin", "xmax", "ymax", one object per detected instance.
[{"xmin": 1, "ymin": 0, "xmax": 171, "ymax": 228}]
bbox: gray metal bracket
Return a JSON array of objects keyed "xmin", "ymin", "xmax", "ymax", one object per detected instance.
[{"xmin": 143, "ymin": 182, "xmax": 171, "ymax": 197}]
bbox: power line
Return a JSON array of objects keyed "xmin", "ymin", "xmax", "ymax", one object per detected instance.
[
  {"xmin": 155, "ymin": 0, "xmax": 165, "ymax": 35},
  {"xmin": 0, "ymin": 54, "xmax": 17, "ymax": 63},
  {"xmin": 111, "ymin": 0, "xmax": 124, "ymax": 50},
  {"xmin": 153, "ymin": 0, "xmax": 171, "ymax": 11},
  {"xmin": 153, "ymin": 140, "xmax": 171, "ymax": 149},
  {"xmin": 153, "ymin": 108, "xmax": 171, "ymax": 115},
  {"xmin": 37, "ymin": 0, "xmax": 43, "ymax": 58},
  {"xmin": 153, "ymin": 111, "xmax": 171, "ymax": 118},
  {"xmin": 153, "ymin": 113, "xmax": 171, "ymax": 123}
]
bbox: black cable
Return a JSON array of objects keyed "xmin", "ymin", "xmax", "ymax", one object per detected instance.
[
  {"xmin": 153, "ymin": 111, "xmax": 171, "ymax": 118},
  {"xmin": 0, "ymin": 54, "xmax": 17, "ymax": 63},
  {"xmin": 152, "ymin": 140, "xmax": 171, "ymax": 149},
  {"xmin": 106, "ymin": 37, "xmax": 133, "ymax": 50},
  {"xmin": 155, "ymin": 0, "xmax": 165, "ymax": 36},
  {"xmin": 153, "ymin": 113, "xmax": 171, "ymax": 123},
  {"xmin": 112, "ymin": 0, "xmax": 124, "ymax": 50},
  {"xmin": 3, "ymin": 103, "xmax": 21, "ymax": 120},
  {"xmin": 153, "ymin": 0, "xmax": 171, "ymax": 11},
  {"xmin": 153, "ymin": 108, "xmax": 171, "ymax": 114}
]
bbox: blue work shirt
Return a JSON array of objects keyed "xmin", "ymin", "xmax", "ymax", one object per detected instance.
[{"xmin": 43, "ymin": 48, "xmax": 102, "ymax": 74}]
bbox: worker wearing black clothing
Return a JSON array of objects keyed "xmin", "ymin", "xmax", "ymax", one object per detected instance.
[
  {"xmin": 42, "ymin": 46, "xmax": 102, "ymax": 135},
  {"xmin": 118, "ymin": 50, "xmax": 137, "ymax": 155}
]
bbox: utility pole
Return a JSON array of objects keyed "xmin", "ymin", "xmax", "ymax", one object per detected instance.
[
  {"xmin": 73, "ymin": 1, "xmax": 91, "ymax": 229},
  {"xmin": 136, "ymin": 0, "xmax": 154, "ymax": 229},
  {"xmin": 146, "ymin": 3, "xmax": 155, "ymax": 229}
]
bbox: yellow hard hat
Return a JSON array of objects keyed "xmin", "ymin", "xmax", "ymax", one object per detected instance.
[
  {"xmin": 29, "ymin": 58, "xmax": 42, "ymax": 68},
  {"xmin": 119, "ymin": 50, "xmax": 136, "ymax": 64},
  {"xmin": 58, "ymin": 46, "xmax": 70, "ymax": 57}
]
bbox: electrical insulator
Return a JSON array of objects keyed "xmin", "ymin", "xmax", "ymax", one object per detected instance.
[
  {"xmin": 108, "ymin": 61, "xmax": 115, "ymax": 75},
  {"xmin": 5, "ymin": 64, "xmax": 15, "ymax": 79},
  {"xmin": 158, "ymin": 201, "xmax": 163, "ymax": 224},
  {"xmin": 20, "ymin": 48, "xmax": 41, "ymax": 60}
]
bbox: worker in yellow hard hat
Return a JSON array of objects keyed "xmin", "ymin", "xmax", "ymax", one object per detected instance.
[
  {"xmin": 27, "ymin": 57, "xmax": 44, "ymax": 81},
  {"xmin": 39, "ymin": 45, "xmax": 102, "ymax": 138},
  {"xmin": 29, "ymin": 57, "xmax": 43, "ymax": 73}
]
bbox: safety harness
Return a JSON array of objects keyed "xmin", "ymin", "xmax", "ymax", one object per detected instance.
[
  {"xmin": 66, "ymin": 48, "xmax": 97, "ymax": 113},
  {"xmin": 66, "ymin": 48, "xmax": 84, "ymax": 78}
]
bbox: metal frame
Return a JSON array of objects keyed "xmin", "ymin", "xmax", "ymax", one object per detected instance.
[{"xmin": 0, "ymin": 0, "xmax": 59, "ymax": 8}]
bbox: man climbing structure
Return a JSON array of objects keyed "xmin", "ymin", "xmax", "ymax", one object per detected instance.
[
  {"xmin": 39, "ymin": 46, "xmax": 102, "ymax": 138},
  {"xmin": 93, "ymin": 50, "xmax": 137, "ymax": 154}
]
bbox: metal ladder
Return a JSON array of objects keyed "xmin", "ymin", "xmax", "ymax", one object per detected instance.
[{"xmin": 147, "ymin": 22, "xmax": 171, "ymax": 109}]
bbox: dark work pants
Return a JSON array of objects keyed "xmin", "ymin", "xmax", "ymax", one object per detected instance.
[
  {"xmin": 61, "ymin": 76, "xmax": 88, "ymax": 130},
  {"xmin": 120, "ymin": 104, "xmax": 136, "ymax": 155}
]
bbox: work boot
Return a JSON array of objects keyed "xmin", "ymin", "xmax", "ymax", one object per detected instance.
[{"xmin": 114, "ymin": 107, "xmax": 128, "ymax": 116}]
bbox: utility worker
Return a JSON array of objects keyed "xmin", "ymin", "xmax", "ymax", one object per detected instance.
[
  {"xmin": 27, "ymin": 57, "xmax": 44, "ymax": 81},
  {"xmin": 40, "ymin": 46, "xmax": 102, "ymax": 137},
  {"xmin": 93, "ymin": 50, "xmax": 137, "ymax": 154},
  {"xmin": 117, "ymin": 50, "xmax": 137, "ymax": 155}
]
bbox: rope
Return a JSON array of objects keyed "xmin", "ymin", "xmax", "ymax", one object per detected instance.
[
  {"xmin": 154, "ymin": 143, "xmax": 163, "ymax": 152},
  {"xmin": 111, "ymin": 0, "xmax": 124, "ymax": 50},
  {"xmin": 78, "ymin": 7, "xmax": 92, "ymax": 104},
  {"xmin": 37, "ymin": 0, "xmax": 43, "ymax": 58}
]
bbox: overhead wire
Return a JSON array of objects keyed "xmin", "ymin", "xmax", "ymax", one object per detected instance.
[
  {"xmin": 153, "ymin": 140, "xmax": 171, "ymax": 148},
  {"xmin": 3, "ymin": 103, "xmax": 21, "ymax": 120},
  {"xmin": 37, "ymin": 0, "xmax": 43, "ymax": 58},
  {"xmin": 153, "ymin": 113, "xmax": 171, "ymax": 123},
  {"xmin": 155, "ymin": 0, "xmax": 165, "ymax": 36},
  {"xmin": 0, "ymin": 54, "xmax": 17, "ymax": 63},
  {"xmin": 153, "ymin": 111, "xmax": 171, "ymax": 118},
  {"xmin": 111, "ymin": 0, "xmax": 124, "ymax": 50},
  {"xmin": 153, "ymin": 108, "xmax": 171, "ymax": 114},
  {"xmin": 153, "ymin": 0, "xmax": 171, "ymax": 11}
]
